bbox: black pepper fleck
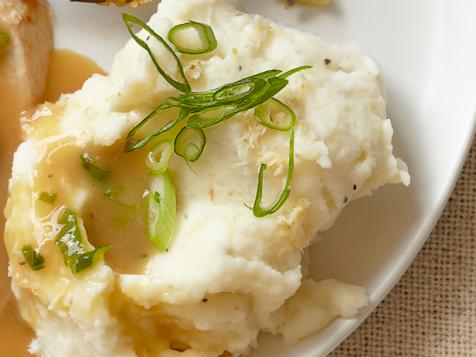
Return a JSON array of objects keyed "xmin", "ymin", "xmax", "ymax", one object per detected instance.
[
  {"xmin": 238, "ymin": 65, "xmax": 243, "ymax": 71},
  {"xmin": 343, "ymin": 197, "xmax": 348, "ymax": 204},
  {"xmin": 201, "ymin": 298, "xmax": 208, "ymax": 303},
  {"xmin": 324, "ymin": 58, "xmax": 332, "ymax": 65},
  {"xmin": 19, "ymin": 261, "xmax": 26, "ymax": 266},
  {"xmin": 353, "ymin": 184, "xmax": 357, "ymax": 190}
]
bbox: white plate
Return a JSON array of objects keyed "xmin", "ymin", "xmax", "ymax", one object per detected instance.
[{"xmin": 49, "ymin": 0, "xmax": 476, "ymax": 356}]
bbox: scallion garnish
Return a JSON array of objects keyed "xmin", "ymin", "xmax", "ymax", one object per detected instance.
[
  {"xmin": 186, "ymin": 104, "xmax": 239, "ymax": 129},
  {"xmin": 39, "ymin": 191, "xmax": 57, "ymax": 204},
  {"xmin": 72, "ymin": 246, "xmax": 110, "ymax": 273},
  {"xmin": 121, "ymin": 14, "xmax": 311, "ymax": 220},
  {"xmin": 165, "ymin": 75, "xmax": 268, "ymax": 113},
  {"xmin": 0, "ymin": 32, "xmax": 9, "ymax": 49},
  {"xmin": 254, "ymin": 98, "xmax": 296, "ymax": 131},
  {"xmin": 22, "ymin": 245, "xmax": 45, "ymax": 271},
  {"xmin": 174, "ymin": 127, "xmax": 206, "ymax": 162},
  {"xmin": 81, "ymin": 153, "xmax": 111, "ymax": 182},
  {"xmin": 248, "ymin": 129, "xmax": 295, "ymax": 217},
  {"xmin": 55, "ymin": 208, "xmax": 110, "ymax": 273},
  {"xmin": 104, "ymin": 186, "xmax": 139, "ymax": 208},
  {"xmin": 185, "ymin": 77, "xmax": 288, "ymax": 129},
  {"xmin": 279, "ymin": 65, "xmax": 313, "ymax": 79},
  {"xmin": 125, "ymin": 107, "xmax": 188, "ymax": 152},
  {"xmin": 146, "ymin": 139, "xmax": 174, "ymax": 174},
  {"xmin": 124, "ymin": 65, "xmax": 310, "ymax": 151},
  {"xmin": 104, "ymin": 186, "xmax": 123, "ymax": 199},
  {"xmin": 147, "ymin": 174, "xmax": 176, "ymax": 252},
  {"xmin": 168, "ymin": 21, "xmax": 217, "ymax": 55},
  {"xmin": 166, "ymin": 70, "xmax": 283, "ymax": 112},
  {"xmin": 122, "ymin": 13, "xmax": 191, "ymax": 93}
]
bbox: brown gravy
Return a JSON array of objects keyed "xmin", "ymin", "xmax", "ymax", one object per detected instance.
[
  {"xmin": 35, "ymin": 142, "xmax": 155, "ymax": 274},
  {"xmin": 0, "ymin": 49, "xmax": 104, "ymax": 356}
]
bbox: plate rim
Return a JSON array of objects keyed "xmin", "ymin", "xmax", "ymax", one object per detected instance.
[{"xmin": 323, "ymin": 109, "xmax": 476, "ymax": 356}]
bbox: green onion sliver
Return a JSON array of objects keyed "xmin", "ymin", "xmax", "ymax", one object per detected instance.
[
  {"xmin": 164, "ymin": 69, "xmax": 283, "ymax": 113},
  {"xmin": 146, "ymin": 139, "xmax": 174, "ymax": 174},
  {"xmin": 39, "ymin": 191, "xmax": 57, "ymax": 204},
  {"xmin": 168, "ymin": 21, "xmax": 217, "ymax": 55},
  {"xmin": 254, "ymin": 98, "xmax": 296, "ymax": 131},
  {"xmin": 147, "ymin": 173, "xmax": 176, "ymax": 252},
  {"xmin": 104, "ymin": 186, "xmax": 138, "ymax": 208},
  {"xmin": 55, "ymin": 208, "xmax": 110, "ymax": 273},
  {"xmin": 279, "ymin": 65, "xmax": 313, "ymax": 79},
  {"xmin": 0, "ymin": 32, "xmax": 9, "ymax": 49},
  {"xmin": 125, "ymin": 107, "xmax": 188, "ymax": 152},
  {"xmin": 174, "ymin": 127, "xmax": 206, "ymax": 162},
  {"xmin": 104, "ymin": 186, "xmax": 123, "ymax": 200},
  {"xmin": 187, "ymin": 105, "xmax": 238, "ymax": 129},
  {"xmin": 81, "ymin": 153, "xmax": 111, "ymax": 182},
  {"xmin": 73, "ymin": 246, "xmax": 110, "ymax": 274},
  {"xmin": 122, "ymin": 13, "xmax": 191, "ymax": 93},
  {"xmin": 249, "ymin": 129, "xmax": 295, "ymax": 217},
  {"xmin": 22, "ymin": 245, "xmax": 45, "ymax": 271},
  {"xmin": 123, "ymin": 61, "xmax": 311, "ymax": 150}
]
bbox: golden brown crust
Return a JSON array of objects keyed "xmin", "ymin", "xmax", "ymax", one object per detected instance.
[{"xmin": 0, "ymin": 0, "xmax": 53, "ymax": 106}]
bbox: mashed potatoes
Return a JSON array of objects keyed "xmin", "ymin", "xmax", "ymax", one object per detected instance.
[{"xmin": 4, "ymin": 0, "xmax": 409, "ymax": 356}]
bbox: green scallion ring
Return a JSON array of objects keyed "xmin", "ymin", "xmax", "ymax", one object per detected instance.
[
  {"xmin": 80, "ymin": 153, "xmax": 111, "ymax": 182},
  {"xmin": 147, "ymin": 173, "xmax": 176, "ymax": 252},
  {"xmin": 174, "ymin": 127, "xmax": 206, "ymax": 162},
  {"xmin": 22, "ymin": 245, "xmax": 45, "ymax": 271},
  {"xmin": 122, "ymin": 13, "xmax": 191, "ymax": 93},
  {"xmin": 146, "ymin": 139, "xmax": 174, "ymax": 175},
  {"xmin": 254, "ymin": 98, "xmax": 296, "ymax": 131},
  {"xmin": 168, "ymin": 21, "xmax": 217, "ymax": 55}
]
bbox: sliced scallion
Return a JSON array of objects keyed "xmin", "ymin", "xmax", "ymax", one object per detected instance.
[
  {"xmin": 39, "ymin": 191, "xmax": 57, "ymax": 204},
  {"xmin": 81, "ymin": 153, "xmax": 111, "ymax": 182},
  {"xmin": 279, "ymin": 65, "xmax": 313, "ymax": 79},
  {"xmin": 146, "ymin": 139, "xmax": 174, "ymax": 174},
  {"xmin": 104, "ymin": 186, "xmax": 138, "ymax": 208},
  {"xmin": 249, "ymin": 129, "xmax": 295, "ymax": 217},
  {"xmin": 187, "ymin": 105, "xmax": 238, "ymax": 129},
  {"xmin": 125, "ymin": 107, "xmax": 188, "ymax": 152},
  {"xmin": 22, "ymin": 245, "xmax": 45, "ymax": 271},
  {"xmin": 164, "ymin": 74, "xmax": 269, "ymax": 113},
  {"xmin": 147, "ymin": 174, "xmax": 176, "ymax": 252},
  {"xmin": 55, "ymin": 208, "xmax": 110, "ymax": 273},
  {"xmin": 124, "ymin": 66, "xmax": 311, "ymax": 152},
  {"xmin": 254, "ymin": 98, "xmax": 296, "ymax": 131},
  {"xmin": 104, "ymin": 186, "xmax": 123, "ymax": 199},
  {"xmin": 122, "ymin": 13, "xmax": 191, "ymax": 93},
  {"xmin": 168, "ymin": 21, "xmax": 217, "ymax": 55},
  {"xmin": 72, "ymin": 246, "xmax": 110, "ymax": 273},
  {"xmin": 185, "ymin": 77, "xmax": 289, "ymax": 129},
  {"xmin": 174, "ymin": 127, "xmax": 206, "ymax": 162},
  {"xmin": 214, "ymin": 81, "xmax": 257, "ymax": 102}
]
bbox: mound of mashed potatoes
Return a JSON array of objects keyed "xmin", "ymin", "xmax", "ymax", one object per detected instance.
[{"xmin": 4, "ymin": 0, "xmax": 410, "ymax": 356}]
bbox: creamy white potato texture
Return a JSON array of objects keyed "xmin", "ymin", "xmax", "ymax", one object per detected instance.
[{"xmin": 4, "ymin": 0, "xmax": 409, "ymax": 356}]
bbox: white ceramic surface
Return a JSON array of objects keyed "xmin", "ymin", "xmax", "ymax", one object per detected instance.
[{"xmin": 49, "ymin": 1, "xmax": 476, "ymax": 356}]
